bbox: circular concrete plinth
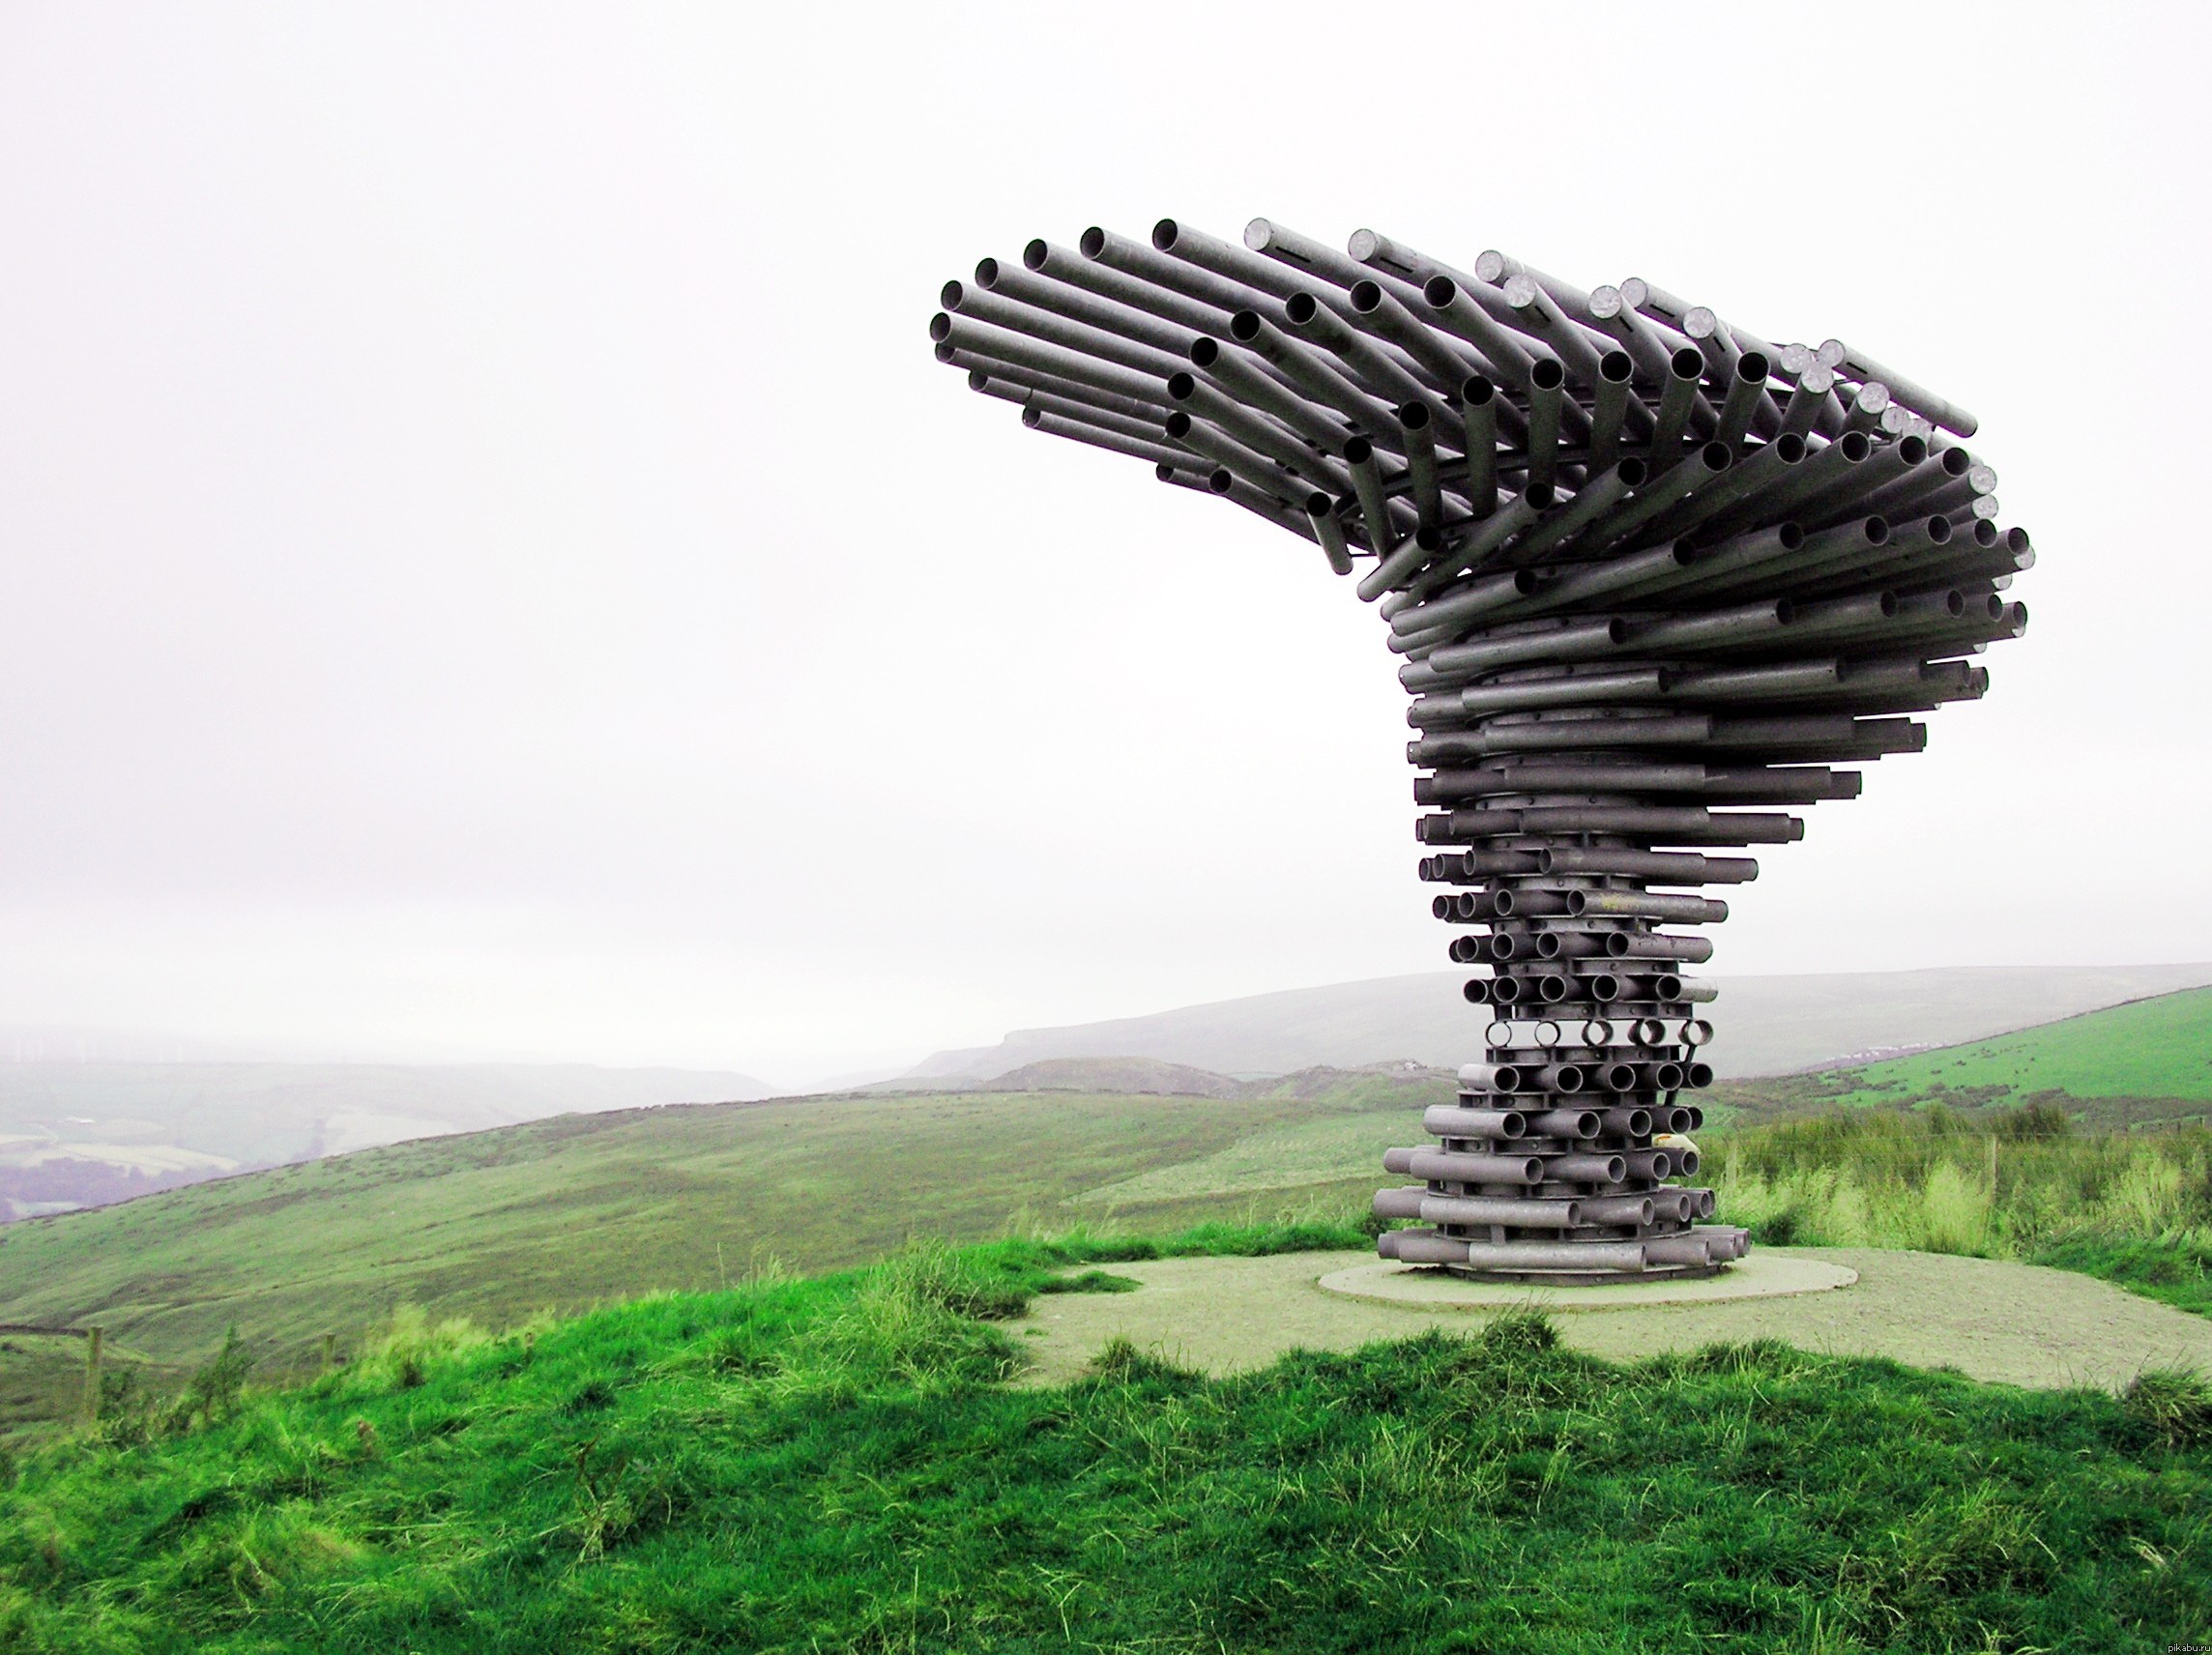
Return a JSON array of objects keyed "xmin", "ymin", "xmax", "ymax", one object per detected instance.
[{"xmin": 1322, "ymin": 1251, "xmax": 1857, "ymax": 1311}]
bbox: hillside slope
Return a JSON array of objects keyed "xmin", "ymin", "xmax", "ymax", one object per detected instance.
[
  {"xmin": 0, "ymin": 1069, "xmax": 1445, "ymax": 1396},
  {"xmin": 1843, "ymin": 987, "xmax": 2212, "ymax": 1109},
  {"xmin": 911, "ymin": 963, "xmax": 2212, "ymax": 1082},
  {"xmin": 0, "ymin": 1061, "xmax": 776, "ymax": 1220}
]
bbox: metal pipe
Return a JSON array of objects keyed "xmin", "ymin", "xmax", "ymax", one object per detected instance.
[
  {"xmin": 1714, "ymin": 352, "xmax": 1773, "ymax": 450},
  {"xmin": 1570, "ymin": 890, "xmax": 1730, "ymax": 923},
  {"xmin": 1526, "ymin": 359, "xmax": 1565, "ymax": 492},
  {"xmin": 1162, "ymin": 409, "xmax": 1303, "ymax": 497},
  {"xmin": 1023, "ymin": 236, "xmax": 1230, "ymax": 334},
  {"xmin": 1588, "ymin": 351, "xmax": 1637, "ymax": 469},
  {"xmin": 941, "ymin": 349, "xmax": 1168, "ymax": 422},
  {"xmin": 1362, "ymin": 524, "xmax": 1449, "ymax": 601},
  {"xmin": 1304, "ymin": 490, "xmax": 1353, "ymax": 575},
  {"xmin": 1474, "ymin": 250, "xmax": 1595, "ymax": 317},
  {"xmin": 1376, "ymin": 1229, "xmax": 1470, "ymax": 1264},
  {"xmin": 972, "ymin": 256, "xmax": 1204, "ymax": 361},
  {"xmin": 1229, "ymin": 308, "xmax": 1395, "ymax": 434},
  {"xmin": 1820, "ymin": 339, "xmax": 1979, "ymax": 437},
  {"xmin": 1418, "ymin": 1196, "xmax": 1585, "ymax": 1229},
  {"xmin": 1400, "ymin": 402, "xmax": 1445, "ymax": 530},
  {"xmin": 1026, "ymin": 406, "xmax": 1193, "ymax": 469},
  {"xmin": 1344, "ymin": 435, "xmax": 1399, "ymax": 554},
  {"xmin": 1585, "ymin": 283, "xmax": 1683, "ymax": 383},
  {"xmin": 1654, "ymin": 345, "xmax": 1716, "ymax": 464},
  {"xmin": 930, "ymin": 312, "xmax": 1166, "ymax": 407},
  {"xmin": 941, "ymin": 279, "xmax": 1187, "ymax": 381},
  {"xmin": 1578, "ymin": 442, "xmax": 1732, "ymax": 556},
  {"xmin": 1455, "ymin": 1061, "xmax": 1526, "ymax": 1092},
  {"xmin": 1165, "ymin": 370, "xmax": 1348, "ymax": 487},
  {"xmin": 1387, "ymin": 1147, "xmax": 1546, "ymax": 1183},
  {"xmin": 1186, "ymin": 335, "xmax": 1353, "ymax": 453},
  {"xmin": 1549, "ymin": 1152, "xmax": 1628, "ymax": 1182},
  {"xmin": 1462, "ymin": 376, "xmax": 1500, "ymax": 511},
  {"xmin": 1281, "ymin": 289, "xmax": 1440, "ymax": 410},
  {"xmin": 1353, "ymin": 278, "xmax": 1494, "ymax": 392},
  {"xmin": 1423, "ymin": 1105, "xmax": 1529, "ymax": 1139},
  {"xmin": 1416, "ymin": 276, "xmax": 1543, "ymax": 388},
  {"xmin": 1024, "ymin": 391, "xmax": 1162, "ymax": 445},
  {"xmin": 1245, "ymin": 217, "xmax": 1429, "ymax": 309},
  {"xmin": 1777, "ymin": 364, "xmax": 1844, "ymax": 440},
  {"xmin": 1524, "ymin": 1108, "xmax": 1602, "ymax": 1139},
  {"xmin": 1539, "ymin": 848, "xmax": 1760, "ymax": 883},
  {"xmin": 1502, "ymin": 273, "xmax": 1609, "ymax": 386},
  {"xmin": 1081, "ymin": 224, "xmax": 1263, "ymax": 314}
]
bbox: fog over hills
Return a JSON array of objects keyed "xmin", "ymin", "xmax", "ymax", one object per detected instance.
[
  {"xmin": 908, "ymin": 964, "xmax": 2212, "ymax": 1084},
  {"xmin": 0, "ymin": 1062, "xmax": 774, "ymax": 1220}
]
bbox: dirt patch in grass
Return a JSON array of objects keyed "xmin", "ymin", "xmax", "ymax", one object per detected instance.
[{"xmin": 1014, "ymin": 1246, "xmax": 2212, "ymax": 1392}]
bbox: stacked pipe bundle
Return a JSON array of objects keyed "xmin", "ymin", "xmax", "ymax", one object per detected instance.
[{"xmin": 930, "ymin": 218, "xmax": 2029, "ymax": 1281}]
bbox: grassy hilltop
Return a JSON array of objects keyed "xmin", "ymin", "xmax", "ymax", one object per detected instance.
[
  {"xmin": 2, "ymin": 1234, "xmax": 2208, "ymax": 1653},
  {"xmin": 1707, "ymin": 985, "xmax": 2212, "ymax": 1130}
]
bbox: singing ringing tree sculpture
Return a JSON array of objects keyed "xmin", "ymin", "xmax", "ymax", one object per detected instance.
[{"xmin": 931, "ymin": 218, "xmax": 2028, "ymax": 1282}]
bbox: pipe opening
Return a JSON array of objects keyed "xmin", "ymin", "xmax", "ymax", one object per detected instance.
[
  {"xmin": 940, "ymin": 279, "xmax": 965, "ymax": 308},
  {"xmin": 1736, "ymin": 352, "xmax": 1770, "ymax": 383},
  {"xmin": 974, "ymin": 258, "xmax": 1001, "ymax": 287},
  {"xmin": 1285, "ymin": 292, "xmax": 1319, "ymax": 324},
  {"xmin": 1229, "ymin": 310, "xmax": 1262, "ymax": 342},
  {"xmin": 1022, "ymin": 239, "xmax": 1049, "ymax": 271},
  {"xmin": 1840, "ymin": 431, "xmax": 1871, "ymax": 460},
  {"xmin": 1167, "ymin": 371, "xmax": 1196, "ymax": 399},
  {"xmin": 1463, "ymin": 374, "xmax": 1496, "ymax": 406},
  {"xmin": 1531, "ymin": 358, "xmax": 1565, "ymax": 390},
  {"xmin": 1400, "ymin": 401, "xmax": 1431, "ymax": 429},
  {"xmin": 1206, "ymin": 468, "xmax": 1233, "ymax": 492},
  {"xmin": 1352, "ymin": 279, "xmax": 1383, "ymax": 313},
  {"xmin": 927, "ymin": 313, "xmax": 953, "ymax": 342},
  {"xmin": 1422, "ymin": 275, "xmax": 1454, "ymax": 307},
  {"xmin": 1021, "ymin": 406, "xmax": 1042, "ymax": 427},
  {"xmin": 1601, "ymin": 350, "xmax": 1633, "ymax": 383},
  {"xmin": 1189, "ymin": 337, "xmax": 1221, "ymax": 367},
  {"xmin": 1150, "ymin": 218, "xmax": 1180, "ymax": 251},
  {"xmin": 1079, "ymin": 226, "xmax": 1107, "ymax": 258},
  {"xmin": 966, "ymin": 370, "xmax": 989, "ymax": 390}
]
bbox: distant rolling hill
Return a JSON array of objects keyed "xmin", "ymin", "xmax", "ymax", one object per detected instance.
[
  {"xmin": 909, "ymin": 964, "xmax": 2212, "ymax": 1083},
  {"xmin": 1832, "ymin": 986, "xmax": 2212, "ymax": 1122},
  {"xmin": 0, "ymin": 1061, "xmax": 775, "ymax": 1220},
  {"xmin": 0, "ymin": 1062, "xmax": 1449, "ymax": 1427}
]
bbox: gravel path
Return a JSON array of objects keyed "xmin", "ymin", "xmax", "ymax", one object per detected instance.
[{"xmin": 1013, "ymin": 1248, "xmax": 2212, "ymax": 1392}]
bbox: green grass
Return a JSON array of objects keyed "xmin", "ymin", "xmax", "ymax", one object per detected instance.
[
  {"xmin": 1709, "ymin": 986, "xmax": 2212, "ymax": 1132},
  {"xmin": 2, "ymin": 1231, "xmax": 2207, "ymax": 1653},
  {"xmin": 1848, "ymin": 987, "xmax": 2212, "ymax": 1105}
]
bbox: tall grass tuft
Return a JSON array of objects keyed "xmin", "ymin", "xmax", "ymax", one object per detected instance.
[{"xmin": 1712, "ymin": 1107, "xmax": 2212, "ymax": 1312}]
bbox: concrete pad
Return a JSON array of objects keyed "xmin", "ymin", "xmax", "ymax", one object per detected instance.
[
  {"xmin": 1013, "ymin": 1247, "xmax": 2212, "ymax": 1393},
  {"xmin": 1320, "ymin": 1251, "xmax": 1857, "ymax": 1310}
]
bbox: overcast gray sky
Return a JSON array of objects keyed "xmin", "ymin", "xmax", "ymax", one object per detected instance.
[{"xmin": 1, "ymin": 3, "xmax": 2204, "ymax": 1086}]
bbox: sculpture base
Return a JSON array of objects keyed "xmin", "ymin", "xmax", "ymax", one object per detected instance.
[
  {"xmin": 1441, "ymin": 1263, "xmax": 1726, "ymax": 1287},
  {"xmin": 1322, "ymin": 1253, "xmax": 1859, "ymax": 1311}
]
